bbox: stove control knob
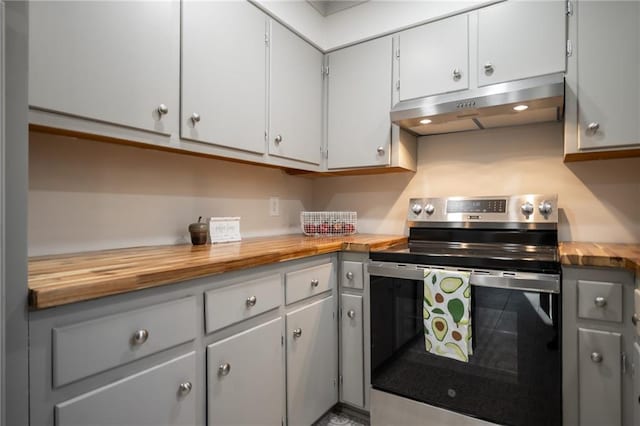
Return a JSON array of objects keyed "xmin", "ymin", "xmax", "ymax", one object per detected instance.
[
  {"xmin": 521, "ymin": 202, "xmax": 534, "ymax": 216},
  {"xmin": 411, "ymin": 204, "xmax": 423, "ymax": 215},
  {"xmin": 424, "ymin": 204, "xmax": 435, "ymax": 215},
  {"xmin": 539, "ymin": 201, "xmax": 553, "ymax": 216}
]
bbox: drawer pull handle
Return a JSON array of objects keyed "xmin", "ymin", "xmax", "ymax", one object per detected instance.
[
  {"xmin": 632, "ymin": 314, "xmax": 639, "ymax": 326},
  {"xmin": 218, "ymin": 363, "xmax": 231, "ymax": 376},
  {"xmin": 246, "ymin": 295, "xmax": 257, "ymax": 307},
  {"xmin": 179, "ymin": 381, "xmax": 192, "ymax": 395},
  {"xmin": 346, "ymin": 272, "xmax": 354, "ymax": 280},
  {"xmin": 132, "ymin": 329, "xmax": 149, "ymax": 345},
  {"xmin": 347, "ymin": 309, "xmax": 356, "ymax": 319},
  {"xmin": 594, "ymin": 296, "xmax": 607, "ymax": 308},
  {"xmin": 590, "ymin": 352, "xmax": 603, "ymax": 363},
  {"xmin": 293, "ymin": 328, "xmax": 302, "ymax": 339},
  {"xmin": 311, "ymin": 279, "xmax": 319, "ymax": 288}
]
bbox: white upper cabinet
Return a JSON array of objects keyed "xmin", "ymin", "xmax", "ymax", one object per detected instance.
[
  {"xmin": 181, "ymin": 1, "xmax": 267, "ymax": 154},
  {"xmin": 29, "ymin": 1, "xmax": 180, "ymax": 135},
  {"xmin": 575, "ymin": 1, "xmax": 640, "ymax": 150},
  {"xmin": 477, "ymin": 0, "xmax": 566, "ymax": 86},
  {"xmin": 269, "ymin": 21, "xmax": 323, "ymax": 165},
  {"xmin": 327, "ymin": 37, "xmax": 393, "ymax": 169},
  {"xmin": 398, "ymin": 14, "xmax": 469, "ymax": 101}
]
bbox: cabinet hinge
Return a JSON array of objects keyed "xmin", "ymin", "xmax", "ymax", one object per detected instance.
[
  {"xmin": 339, "ymin": 375, "xmax": 343, "ymax": 384},
  {"xmin": 333, "ymin": 378, "xmax": 337, "ymax": 388},
  {"xmin": 566, "ymin": 0, "xmax": 573, "ymax": 16},
  {"xmin": 396, "ymin": 80, "xmax": 400, "ymax": 91},
  {"xmin": 321, "ymin": 65, "xmax": 330, "ymax": 79},
  {"xmin": 339, "ymin": 307, "xmax": 343, "ymax": 318},
  {"xmin": 395, "ymin": 47, "xmax": 400, "ymax": 59},
  {"xmin": 281, "ymin": 335, "xmax": 284, "ymax": 346},
  {"xmin": 622, "ymin": 351, "xmax": 627, "ymax": 375},
  {"xmin": 264, "ymin": 130, "xmax": 268, "ymax": 141},
  {"xmin": 265, "ymin": 33, "xmax": 270, "ymax": 46},
  {"xmin": 566, "ymin": 39, "xmax": 573, "ymax": 57}
]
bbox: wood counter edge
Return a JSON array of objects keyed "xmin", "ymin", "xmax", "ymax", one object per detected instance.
[{"xmin": 559, "ymin": 242, "xmax": 640, "ymax": 275}]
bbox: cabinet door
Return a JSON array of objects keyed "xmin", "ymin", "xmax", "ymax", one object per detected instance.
[
  {"xmin": 207, "ymin": 318, "xmax": 284, "ymax": 426},
  {"xmin": 478, "ymin": 1, "xmax": 566, "ymax": 86},
  {"xmin": 29, "ymin": 1, "xmax": 179, "ymax": 135},
  {"xmin": 399, "ymin": 14, "xmax": 469, "ymax": 100},
  {"xmin": 578, "ymin": 328, "xmax": 621, "ymax": 426},
  {"xmin": 270, "ymin": 21, "xmax": 323, "ymax": 165},
  {"xmin": 181, "ymin": 1, "xmax": 267, "ymax": 154},
  {"xmin": 340, "ymin": 294, "xmax": 364, "ymax": 408},
  {"xmin": 327, "ymin": 37, "xmax": 392, "ymax": 169},
  {"xmin": 634, "ymin": 342, "xmax": 640, "ymax": 426},
  {"xmin": 56, "ymin": 352, "xmax": 196, "ymax": 426},
  {"xmin": 287, "ymin": 296, "xmax": 338, "ymax": 425},
  {"xmin": 576, "ymin": 1, "xmax": 640, "ymax": 150}
]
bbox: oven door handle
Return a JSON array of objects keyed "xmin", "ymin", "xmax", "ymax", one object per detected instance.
[{"xmin": 367, "ymin": 262, "xmax": 560, "ymax": 294}]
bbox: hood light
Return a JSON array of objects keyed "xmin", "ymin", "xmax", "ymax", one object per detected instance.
[
  {"xmin": 419, "ymin": 119, "xmax": 432, "ymax": 125},
  {"xmin": 513, "ymin": 105, "xmax": 529, "ymax": 112}
]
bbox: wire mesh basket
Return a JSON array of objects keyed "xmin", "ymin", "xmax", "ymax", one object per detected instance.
[{"xmin": 300, "ymin": 211, "xmax": 357, "ymax": 236}]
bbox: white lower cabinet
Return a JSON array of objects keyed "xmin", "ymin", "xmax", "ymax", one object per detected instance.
[
  {"xmin": 578, "ymin": 328, "xmax": 622, "ymax": 425},
  {"xmin": 340, "ymin": 294, "xmax": 364, "ymax": 408},
  {"xmin": 286, "ymin": 296, "xmax": 338, "ymax": 425},
  {"xmin": 634, "ymin": 343, "xmax": 640, "ymax": 426},
  {"xmin": 55, "ymin": 351, "xmax": 196, "ymax": 426},
  {"xmin": 207, "ymin": 317, "xmax": 284, "ymax": 426}
]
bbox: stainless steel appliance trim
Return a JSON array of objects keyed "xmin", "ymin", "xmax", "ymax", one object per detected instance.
[
  {"xmin": 407, "ymin": 194, "xmax": 558, "ymax": 226},
  {"xmin": 367, "ymin": 261, "xmax": 560, "ymax": 294}
]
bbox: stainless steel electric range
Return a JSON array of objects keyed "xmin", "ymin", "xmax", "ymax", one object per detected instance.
[{"xmin": 367, "ymin": 195, "xmax": 562, "ymax": 426}]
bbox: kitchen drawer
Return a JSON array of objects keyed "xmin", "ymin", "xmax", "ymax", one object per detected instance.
[
  {"xmin": 578, "ymin": 280, "xmax": 622, "ymax": 323},
  {"xmin": 285, "ymin": 262, "xmax": 334, "ymax": 305},
  {"xmin": 56, "ymin": 351, "xmax": 196, "ymax": 426},
  {"xmin": 53, "ymin": 297, "xmax": 197, "ymax": 387},
  {"xmin": 342, "ymin": 261, "xmax": 364, "ymax": 290},
  {"xmin": 205, "ymin": 273, "xmax": 281, "ymax": 334}
]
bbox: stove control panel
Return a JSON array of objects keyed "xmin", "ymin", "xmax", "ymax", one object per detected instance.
[{"xmin": 408, "ymin": 194, "xmax": 558, "ymax": 226}]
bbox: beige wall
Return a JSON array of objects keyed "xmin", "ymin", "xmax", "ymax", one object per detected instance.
[
  {"xmin": 29, "ymin": 132, "xmax": 314, "ymax": 256},
  {"xmin": 29, "ymin": 122, "xmax": 640, "ymax": 256},
  {"xmin": 313, "ymin": 122, "xmax": 640, "ymax": 243}
]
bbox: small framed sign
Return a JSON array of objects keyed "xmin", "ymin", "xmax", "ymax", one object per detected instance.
[{"xmin": 208, "ymin": 217, "xmax": 241, "ymax": 243}]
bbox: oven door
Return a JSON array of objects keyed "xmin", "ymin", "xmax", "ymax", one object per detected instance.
[{"xmin": 368, "ymin": 262, "xmax": 562, "ymax": 426}]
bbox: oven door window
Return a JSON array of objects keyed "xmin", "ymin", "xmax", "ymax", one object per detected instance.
[{"xmin": 370, "ymin": 275, "xmax": 561, "ymax": 426}]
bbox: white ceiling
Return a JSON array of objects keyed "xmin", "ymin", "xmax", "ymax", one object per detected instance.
[{"xmin": 306, "ymin": 1, "xmax": 370, "ymax": 17}]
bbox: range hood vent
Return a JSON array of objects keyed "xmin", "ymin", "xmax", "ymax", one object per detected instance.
[{"xmin": 390, "ymin": 73, "xmax": 565, "ymax": 136}]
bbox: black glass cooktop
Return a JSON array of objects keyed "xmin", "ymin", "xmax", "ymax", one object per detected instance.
[{"xmin": 370, "ymin": 227, "xmax": 560, "ymax": 274}]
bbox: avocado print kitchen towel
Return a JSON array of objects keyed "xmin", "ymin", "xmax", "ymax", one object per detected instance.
[{"xmin": 423, "ymin": 268, "xmax": 472, "ymax": 362}]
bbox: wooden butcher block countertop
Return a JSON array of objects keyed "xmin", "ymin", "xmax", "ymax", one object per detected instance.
[
  {"xmin": 28, "ymin": 234, "xmax": 407, "ymax": 309},
  {"xmin": 559, "ymin": 242, "xmax": 640, "ymax": 275}
]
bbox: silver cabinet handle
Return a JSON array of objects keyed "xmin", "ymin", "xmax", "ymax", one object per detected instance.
[
  {"xmin": 590, "ymin": 352, "xmax": 603, "ymax": 363},
  {"xmin": 132, "ymin": 329, "xmax": 149, "ymax": 345},
  {"xmin": 483, "ymin": 63, "xmax": 494, "ymax": 74},
  {"xmin": 311, "ymin": 279, "xmax": 319, "ymax": 287},
  {"xmin": 157, "ymin": 104, "xmax": 169, "ymax": 116},
  {"xmin": 190, "ymin": 112, "xmax": 200, "ymax": 125},
  {"xmin": 218, "ymin": 363, "xmax": 231, "ymax": 376},
  {"xmin": 346, "ymin": 271, "xmax": 354, "ymax": 280},
  {"xmin": 293, "ymin": 328, "xmax": 302, "ymax": 338},
  {"xmin": 246, "ymin": 295, "xmax": 257, "ymax": 307},
  {"xmin": 594, "ymin": 296, "xmax": 607, "ymax": 308},
  {"xmin": 179, "ymin": 381, "xmax": 192, "ymax": 395},
  {"xmin": 274, "ymin": 135, "xmax": 283, "ymax": 144},
  {"xmin": 587, "ymin": 122, "xmax": 600, "ymax": 135},
  {"xmin": 632, "ymin": 314, "xmax": 639, "ymax": 326},
  {"xmin": 347, "ymin": 309, "xmax": 356, "ymax": 319},
  {"xmin": 377, "ymin": 146, "xmax": 385, "ymax": 155},
  {"xmin": 452, "ymin": 68, "xmax": 462, "ymax": 81}
]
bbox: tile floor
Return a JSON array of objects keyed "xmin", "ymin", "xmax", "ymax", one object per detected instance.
[{"xmin": 314, "ymin": 410, "xmax": 368, "ymax": 426}]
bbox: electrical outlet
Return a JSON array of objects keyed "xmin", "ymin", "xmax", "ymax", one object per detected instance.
[{"xmin": 269, "ymin": 197, "xmax": 280, "ymax": 217}]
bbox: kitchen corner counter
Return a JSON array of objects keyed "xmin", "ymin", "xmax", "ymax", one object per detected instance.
[
  {"xmin": 559, "ymin": 242, "xmax": 640, "ymax": 275},
  {"xmin": 28, "ymin": 234, "xmax": 407, "ymax": 309}
]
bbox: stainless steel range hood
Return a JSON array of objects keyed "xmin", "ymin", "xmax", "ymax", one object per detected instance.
[{"xmin": 390, "ymin": 73, "xmax": 565, "ymax": 136}]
